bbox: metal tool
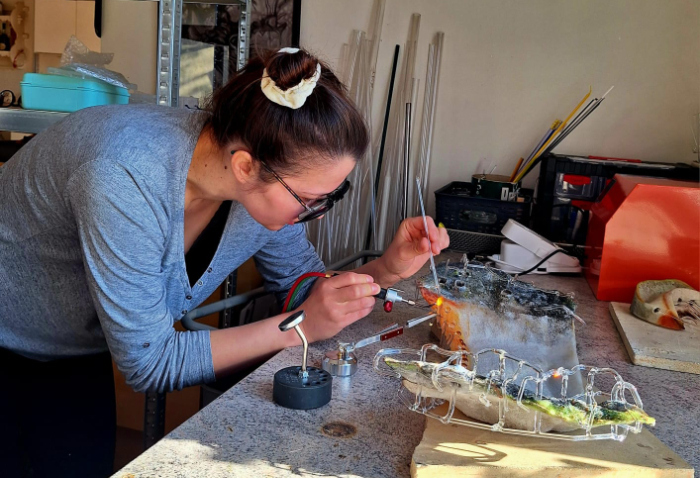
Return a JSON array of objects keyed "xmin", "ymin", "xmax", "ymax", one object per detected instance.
[
  {"xmin": 415, "ymin": 177, "xmax": 440, "ymax": 296},
  {"xmin": 273, "ymin": 311, "xmax": 333, "ymax": 409},
  {"xmin": 375, "ymin": 287, "xmax": 415, "ymax": 312},
  {"xmin": 405, "ymin": 313, "xmax": 437, "ymax": 328},
  {"xmin": 279, "ymin": 310, "xmax": 310, "ymax": 380},
  {"xmin": 322, "ymin": 313, "xmax": 437, "ymax": 377}
]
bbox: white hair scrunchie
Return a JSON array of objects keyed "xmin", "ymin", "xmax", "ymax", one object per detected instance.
[{"xmin": 261, "ymin": 47, "xmax": 321, "ymax": 109}]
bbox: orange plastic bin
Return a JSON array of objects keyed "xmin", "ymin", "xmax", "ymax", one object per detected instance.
[{"xmin": 585, "ymin": 174, "xmax": 700, "ymax": 302}]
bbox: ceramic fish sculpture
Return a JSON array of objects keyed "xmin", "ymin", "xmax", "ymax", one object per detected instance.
[
  {"xmin": 630, "ymin": 280, "xmax": 700, "ymax": 330},
  {"xmin": 383, "ymin": 356, "xmax": 655, "ymax": 433},
  {"xmin": 417, "ymin": 258, "xmax": 584, "ymax": 397}
]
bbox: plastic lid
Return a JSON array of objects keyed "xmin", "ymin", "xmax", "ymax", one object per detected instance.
[
  {"xmin": 501, "ymin": 219, "xmax": 579, "ymax": 267},
  {"xmin": 20, "ymin": 73, "xmax": 129, "ymax": 96}
]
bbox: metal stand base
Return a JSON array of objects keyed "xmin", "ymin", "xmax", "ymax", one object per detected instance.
[
  {"xmin": 273, "ymin": 366, "xmax": 332, "ymax": 410},
  {"xmin": 322, "ymin": 350, "xmax": 358, "ymax": 377}
]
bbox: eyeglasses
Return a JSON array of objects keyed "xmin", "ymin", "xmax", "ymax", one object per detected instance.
[
  {"xmin": 232, "ymin": 151, "xmax": 350, "ymax": 223},
  {"xmin": 261, "ymin": 160, "xmax": 351, "ymax": 223}
]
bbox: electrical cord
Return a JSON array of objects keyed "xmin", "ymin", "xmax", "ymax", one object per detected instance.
[{"xmin": 513, "ymin": 249, "xmax": 579, "ymax": 277}]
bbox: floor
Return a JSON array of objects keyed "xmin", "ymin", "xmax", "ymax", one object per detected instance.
[
  {"xmin": 113, "ymin": 426, "xmax": 144, "ymax": 473},
  {"xmin": 112, "ymin": 382, "xmax": 240, "ymax": 473}
]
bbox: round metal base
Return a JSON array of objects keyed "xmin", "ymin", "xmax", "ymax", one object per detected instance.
[
  {"xmin": 322, "ymin": 350, "xmax": 358, "ymax": 377},
  {"xmin": 273, "ymin": 366, "xmax": 332, "ymax": 410}
]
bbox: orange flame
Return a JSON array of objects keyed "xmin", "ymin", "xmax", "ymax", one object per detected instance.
[{"xmin": 436, "ymin": 297, "xmax": 444, "ymax": 307}]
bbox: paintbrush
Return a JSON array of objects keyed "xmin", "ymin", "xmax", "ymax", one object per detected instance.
[
  {"xmin": 523, "ymin": 120, "xmax": 561, "ymax": 168},
  {"xmin": 514, "ymin": 101, "xmax": 598, "ymax": 181},
  {"xmin": 543, "ymin": 86, "xmax": 615, "ymax": 155},
  {"xmin": 415, "ymin": 177, "xmax": 440, "ymax": 296},
  {"xmin": 509, "ymin": 158, "xmax": 524, "ymax": 182},
  {"xmin": 512, "ymin": 120, "xmax": 560, "ymax": 180},
  {"xmin": 514, "ymin": 86, "xmax": 592, "ymax": 183}
]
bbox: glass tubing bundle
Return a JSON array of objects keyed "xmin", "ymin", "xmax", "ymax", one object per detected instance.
[{"xmin": 306, "ymin": 1, "xmax": 445, "ymax": 264}]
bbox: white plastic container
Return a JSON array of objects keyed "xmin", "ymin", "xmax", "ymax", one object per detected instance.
[{"xmin": 489, "ymin": 219, "xmax": 581, "ymax": 274}]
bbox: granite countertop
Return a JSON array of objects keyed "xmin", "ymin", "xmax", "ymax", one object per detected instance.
[{"xmin": 113, "ymin": 252, "xmax": 699, "ymax": 478}]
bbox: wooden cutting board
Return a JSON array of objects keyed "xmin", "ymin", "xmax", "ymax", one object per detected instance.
[
  {"xmin": 609, "ymin": 302, "xmax": 700, "ymax": 374},
  {"xmin": 412, "ymin": 409, "xmax": 693, "ymax": 477}
]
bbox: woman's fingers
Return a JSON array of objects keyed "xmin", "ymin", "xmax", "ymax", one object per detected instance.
[
  {"xmin": 334, "ymin": 282, "xmax": 380, "ymax": 303},
  {"xmin": 427, "ymin": 216, "xmax": 440, "ymax": 245},
  {"xmin": 403, "ymin": 216, "xmax": 446, "ymax": 255},
  {"xmin": 342, "ymin": 306, "xmax": 375, "ymax": 326},
  {"xmin": 403, "ymin": 216, "xmax": 429, "ymax": 240},
  {"xmin": 299, "ymin": 273, "xmax": 381, "ymax": 343},
  {"xmin": 340, "ymin": 296, "xmax": 376, "ymax": 314},
  {"xmin": 420, "ymin": 237, "xmax": 430, "ymax": 255},
  {"xmin": 326, "ymin": 272, "xmax": 374, "ymax": 289},
  {"xmin": 438, "ymin": 223, "xmax": 450, "ymax": 250},
  {"xmin": 424, "ymin": 218, "xmax": 451, "ymax": 254},
  {"xmin": 318, "ymin": 272, "xmax": 380, "ymax": 316}
]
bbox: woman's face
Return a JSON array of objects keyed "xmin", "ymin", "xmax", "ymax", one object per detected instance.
[{"xmin": 243, "ymin": 156, "xmax": 356, "ymax": 230}]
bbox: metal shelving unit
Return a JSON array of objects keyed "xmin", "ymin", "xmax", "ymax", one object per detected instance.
[
  {"xmin": 150, "ymin": 0, "xmax": 251, "ymax": 449},
  {"xmin": 158, "ymin": 0, "xmax": 250, "ymax": 107},
  {"xmin": 0, "ymin": 108, "xmax": 69, "ymax": 134}
]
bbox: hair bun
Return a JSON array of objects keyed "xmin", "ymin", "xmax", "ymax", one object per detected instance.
[{"xmin": 265, "ymin": 48, "xmax": 320, "ymax": 91}]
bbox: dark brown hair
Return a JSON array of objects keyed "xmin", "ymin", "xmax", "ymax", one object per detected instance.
[{"xmin": 204, "ymin": 49, "xmax": 369, "ymax": 181}]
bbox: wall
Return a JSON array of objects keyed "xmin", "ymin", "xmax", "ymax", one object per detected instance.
[
  {"xmin": 0, "ymin": 0, "xmax": 156, "ymax": 97},
  {"xmin": 0, "ymin": 0, "xmax": 35, "ymax": 94},
  {"xmin": 301, "ymin": 0, "xmax": 700, "ymax": 212},
  {"xmin": 101, "ymin": 0, "xmax": 157, "ymax": 95}
]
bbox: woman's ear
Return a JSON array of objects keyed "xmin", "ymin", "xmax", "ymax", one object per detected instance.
[{"xmin": 229, "ymin": 150, "xmax": 256, "ymax": 184}]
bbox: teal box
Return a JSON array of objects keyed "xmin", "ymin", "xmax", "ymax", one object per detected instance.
[{"xmin": 20, "ymin": 73, "xmax": 130, "ymax": 113}]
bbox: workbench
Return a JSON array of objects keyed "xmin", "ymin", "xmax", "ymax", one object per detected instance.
[{"xmin": 112, "ymin": 252, "xmax": 699, "ymax": 478}]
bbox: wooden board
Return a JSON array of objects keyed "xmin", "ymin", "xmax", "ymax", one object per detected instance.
[
  {"xmin": 412, "ymin": 410, "xmax": 693, "ymax": 477},
  {"xmin": 609, "ymin": 302, "xmax": 700, "ymax": 374}
]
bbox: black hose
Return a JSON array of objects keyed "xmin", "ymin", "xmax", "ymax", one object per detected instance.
[{"xmin": 364, "ymin": 45, "xmax": 400, "ymax": 253}]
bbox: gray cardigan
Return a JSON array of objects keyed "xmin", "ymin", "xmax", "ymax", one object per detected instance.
[{"xmin": 0, "ymin": 104, "xmax": 324, "ymax": 392}]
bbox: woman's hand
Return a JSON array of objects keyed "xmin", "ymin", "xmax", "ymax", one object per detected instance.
[
  {"xmin": 295, "ymin": 272, "xmax": 380, "ymax": 343},
  {"xmin": 379, "ymin": 217, "xmax": 450, "ymax": 282},
  {"xmin": 212, "ymin": 273, "xmax": 378, "ymax": 376}
]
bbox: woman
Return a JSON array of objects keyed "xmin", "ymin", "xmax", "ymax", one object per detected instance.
[{"xmin": 0, "ymin": 48, "xmax": 448, "ymax": 477}]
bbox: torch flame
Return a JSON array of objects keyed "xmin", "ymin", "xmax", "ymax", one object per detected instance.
[{"xmin": 436, "ymin": 297, "xmax": 444, "ymax": 307}]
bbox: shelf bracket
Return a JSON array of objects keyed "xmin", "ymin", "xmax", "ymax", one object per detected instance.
[{"xmin": 156, "ymin": 0, "xmax": 183, "ymax": 106}]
